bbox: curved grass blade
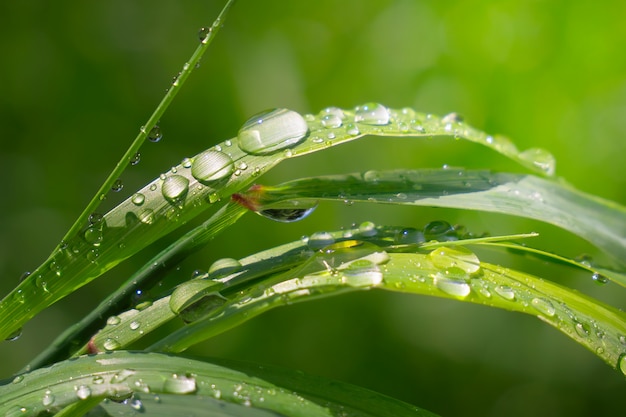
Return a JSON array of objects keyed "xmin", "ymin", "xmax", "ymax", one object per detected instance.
[
  {"xmin": 238, "ymin": 169, "xmax": 626, "ymax": 278},
  {"xmin": 125, "ymin": 225, "xmax": 626, "ymax": 377},
  {"xmin": 0, "ymin": 105, "xmax": 558, "ymax": 341},
  {"xmin": 0, "ymin": 351, "xmax": 436, "ymax": 417},
  {"xmin": 84, "ymin": 227, "xmax": 534, "ymax": 354}
]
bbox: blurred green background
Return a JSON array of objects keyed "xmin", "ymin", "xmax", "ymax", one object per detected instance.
[{"xmin": 1, "ymin": 0, "xmax": 626, "ymax": 415}]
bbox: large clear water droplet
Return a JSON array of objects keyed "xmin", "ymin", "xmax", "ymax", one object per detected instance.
[
  {"xmin": 308, "ymin": 232, "xmax": 335, "ymax": 250},
  {"xmin": 191, "ymin": 150, "xmax": 234, "ymax": 183},
  {"xmin": 494, "ymin": 285, "xmax": 516, "ymax": 300},
  {"xmin": 258, "ymin": 201, "xmax": 318, "ymax": 223},
  {"xmin": 429, "ymin": 246, "xmax": 480, "ymax": 274},
  {"xmin": 162, "ymin": 175, "xmax": 189, "ymax": 204},
  {"xmin": 423, "ymin": 220, "xmax": 457, "ymax": 241},
  {"xmin": 433, "ymin": 267, "xmax": 471, "ymax": 298},
  {"xmin": 209, "ymin": 258, "xmax": 242, "ymax": 277},
  {"xmin": 238, "ymin": 109, "xmax": 309, "ymax": 155},
  {"xmin": 42, "ymin": 390, "xmax": 55, "ymax": 407},
  {"xmin": 518, "ymin": 148, "xmax": 556, "ymax": 176},
  {"xmin": 163, "ymin": 374, "xmax": 197, "ymax": 394},
  {"xmin": 354, "ymin": 103, "xmax": 390, "ymax": 125},
  {"xmin": 531, "ymin": 297, "xmax": 555, "ymax": 317},
  {"xmin": 170, "ymin": 280, "xmax": 226, "ymax": 323}
]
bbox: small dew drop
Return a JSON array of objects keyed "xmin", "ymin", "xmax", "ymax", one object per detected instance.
[
  {"xmin": 88, "ymin": 212, "xmax": 103, "ymax": 224},
  {"xmin": 75, "ymin": 385, "xmax": 92, "ymax": 400},
  {"xmin": 494, "ymin": 285, "xmax": 516, "ymax": 301},
  {"xmin": 238, "ymin": 108, "xmax": 309, "ymax": 155},
  {"xmin": 518, "ymin": 147, "xmax": 556, "ymax": 176},
  {"xmin": 441, "ymin": 112, "xmax": 464, "ymax": 124},
  {"xmin": 423, "ymin": 220, "xmax": 457, "ymax": 241},
  {"xmin": 111, "ymin": 179, "xmax": 124, "ymax": 192},
  {"xmin": 148, "ymin": 125, "xmax": 163, "ymax": 142},
  {"xmin": 354, "ymin": 103, "xmax": 390, "ymax": 125},
  {"xmin": 321, "ymin": 114, "xmax": 343, "ymax": 128},
  {"xmin": 129, "ymin": 321, "xmax": 141, "ymax": 331},
  {"xmin": 308, "ymin": 232, "xmax": 335, "ymax": 250},
  {"xmin": 130, "ymin": 152, "xmax": 141, "ymax": 166},
  {"xmin": 198, "ymin": 26, "xmax": 212, "ymax": 43},
  {"xmin": 5, "ymin": 327, "xmax": 23, "ymax": 342},
  {"xmin": 592, "ymin": 272, "xmax": 609, "ymax": 285},
  {"xmin": 131, "ymin": 193, "xmax": 145, "ymax": 206},
  {"xmin": 103, "ymin": 338, "xmax": 121, "ymax": 351},
  {"xmin": 619, "ymin": 354, "xmax": 626, "ymax": 376},
  {"xmin": 574, "ymin": 321, "xmax": 590, "ymax": 338},
  {"xmin": 394, "ymin": 228, "xmax": 425, "ymax": 245},
  {"xmin": 433, "ymin": 268, "xmax": 471, "ymax": 298},
  {"xmin": 106, "ymin": 315, "xmax": 121, "ymax": 326},
  {"xmin": 163, "ymin": 374, "xmax": 197, "ymax": 394},
  {"xmin": 531, "ymin": 297, "xmax": 555, "ymax": 317},
  {"xmin": 42, "ymin": 390, "xmax": 55, "ymax": 407},
  {"xmin": 358, "ymin": 221, "xmax": 377, "ymax": 237}
]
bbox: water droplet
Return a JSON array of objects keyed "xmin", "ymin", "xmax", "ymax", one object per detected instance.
[
  {"xmin": 170, "ymin": 280, "xmax": 226, "ymax": 323},
  {"xmin": 36, "ymin": 275, "xmax": 50, "ymax": 292},
  {"xmin": 345, "ymin": 122, "xmax": 360, "ymax": 136},
  {"xmin": 84, "ymin": 227, "xmax": 103, "ymax": 246},
  {"xmin": 129, "ymin": 321, "xmax": 141, "ymax": 330},
  {"xmin": 494, "ymin": 285, "xmax": 515, "ymax": 301},
  {"xmin": 518, "ymin": 148, "xmax": 556, "ymax": 176},
  {"xmin": 127, "ymin": 398, "xmax": 145, "ymax": 411},
  {"xmin": 148, "ymin": 125, "xmax": 162, "ymax": 142},
  {"xmin": 619, "ymin": 354, "xmax": 626, "ymax": 376},
  {"xmin": 111, "ymin": 179, "xmax": 124, "ymax": 192},
  {"xmin": 574, "ymin": 321, "xmax": 590, "ymax": 337},
  {"xmin": 163, "ymin": 374, "xmax": 197, "ymax": 394},
  {"xmin": 111, "ymin": 369, "xmax": 135, "ymax": 383},
  {"xmin": 531, "ymin": 298, "xmax": 555, "ymax": 317},
  {"xmin": 592, "ymin": 272, "xmax": 609, "ymax": 285},
  {"xmin": 357, "ymin": 221, "xmax": 377, "ymax": 237},
  {"xmin": 429, "ymin": 246, "xmax": 480, "ymax": 274},
  {"xmin": 5, "ymin": 327, "xmax": 22, "ymax": 341},
  {"xmin": 198, "ymin": 26, "xmax": 212, "ymax": 42},
  {"xmin": 394, "ymin": 228, "xmax": 425, "ymax": 245},
  {"xmin": 106, "ymin": 316, "xmax": 121, "ymax": 325},
  {"xmin": 13, "ymin": 290, "xmax": 25, "ymax": 304},
  {"xmin": 209, "ymin": 258, "xmax": 242, "ymax": 277},
  {"xmin": 131, "ymin": 193, "xmax": 145, "ymax": 206},
  {"xmin": 433, "ymin": 267, "xmax": 471, "ymax": 298},
  {"xmin": 103, "ymin": 338, "xmax": 121, "ymax": 351},
  {"xmin": 191, "ymin": 150, "xmax": 234, "ymax": 183},
  {"xmin": 88, "ymin": 213, "xmax": 103, "ymax": 224},
  {"xmin": 130, "ymin": 152, "xmax": 141, "ymax": 165},
  {"xmin": 162, "ymin": 175, "xmax": 189, "ymax": 204},
  {"xmin": 354, "ymin": 103, "xmax": 390, "ymax": 125},
  {"xmin": 42, "ymin": 390, "xmax": 55, "ymax": 407},
  {"xmin": 238, "ymin": 108, "xmax": 309, "ymax": 155},
  {"xmin": 18, "ymin": 271, "xmax": 31, "ymax": 283},
  {"xmin": 441, "ymin": 112, "xmax": 464, "ymax": 124},
  {"xmin": 321, "ymin": 114, "xmax": 343, "ymax": 128},
  {"xmin": 258, "ymin": 203, "xmax": 318, "ymax": 223},
  {"xmin": 423, "ymin": 220, "xmax": 457, "ymax": 241},
  {"xmin": 308, "ymin": 232, "xmax": 335, "ymax": 250},
  {"xmin": 75, "ymin": 385, "xmax": 92, "ymax": 400}
]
